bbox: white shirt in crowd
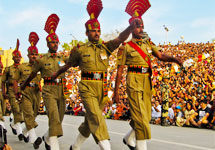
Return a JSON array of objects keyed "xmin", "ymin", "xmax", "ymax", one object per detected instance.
[
  {"xmin": 168, "ymin": 107, "xmax": 174, "ymax": 119},
  {"xmin": 151, "ymin": 105, "xmax": 162, "ymax": 118}
]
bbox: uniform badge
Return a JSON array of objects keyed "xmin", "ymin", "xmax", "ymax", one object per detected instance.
[
  {"xmin": 58, "ymin": 61, "xmax": 65, "ymax": 67},
  {"xmin": 93, "ymin": 22, "xmax": 99, "ymax": 28},
  {"xmin": 147, "ymin": 46, "xmax": 152, "ymax": 54},
  {"xmin": 100, "ymin": 51, "xmax": 107, "ymax": 60}
]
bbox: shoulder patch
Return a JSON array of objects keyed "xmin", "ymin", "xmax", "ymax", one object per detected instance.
[
  {"xmin": 102, "ymin": 41, "xmax": 107, "ymax": 44},
  {"xmin": 39, "ymin": 54, "xmax": 44, "ymax": 58}
]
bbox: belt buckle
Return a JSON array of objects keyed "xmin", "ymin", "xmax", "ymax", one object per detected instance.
[
  {"xmin": 55, "ymin": 79, "xmax": 60, "ymax": 83},
  {"xmin": 141, "ymin": 67, "xmax": 148, "ymax": 73},
  {"xmin": 93, "ymin": 73, "xmax": 101, "ymax": 80},
  {"xmin": 30, "ymin": 83, "xmax": 35, "ymax": 87}
]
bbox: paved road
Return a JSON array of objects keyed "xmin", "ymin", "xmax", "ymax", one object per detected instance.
[{"xmin": 3, "ymin": 115, "xmax": 215, "ymax": 150}]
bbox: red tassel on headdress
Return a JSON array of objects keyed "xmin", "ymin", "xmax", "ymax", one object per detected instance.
[
  {"xmin": 28, "ymin": 32, "xmax": 39, "ymax": 54},
  {"xmin": 12, "ymin": 39, "xmax": 22, "ymax": 57},
  {"xmin": 85, "ymin": 0, "xmax": 103, "ymax": 30},
  {"xmin": 44, "ymin": 14, "xmax": 60, "ymax": 42},
  {"xmin": 125, "ymin": 0, "xmax": 151, "ymax": 24}
]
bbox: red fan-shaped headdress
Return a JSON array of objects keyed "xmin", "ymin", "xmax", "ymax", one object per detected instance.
[
  {"xmin": 125, "ymin": 0, "xmax": 151, "ymax": 24},
  {"xmin": 44, "ymin": 14, "xmax": 60, "ymax": 42},
  {"xmin": 85, "ymin": 0, "xmax": 103, "ymax": 30},
  {"xmin": 12, "ymin": 39, "xmax": 22, "ymax": 57},
  {"xmin": 28, "ymin": 32, "xmax": 39, "ymax": 54}
]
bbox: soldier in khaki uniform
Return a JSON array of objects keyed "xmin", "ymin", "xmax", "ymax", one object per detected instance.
[
  {"xmin": 13, "ymin": 32, "xmax": 42, "ymax": 149},
  {"xmin": 2, "ymin": 39, "xmax": 24, "ymax": 141},
  {"xmin": 0, "ymin": 57, "xmax": 6, "ymax": 129},
  {"xmin": 52, "ymin": 0, "xmax": 141, "ymax": 150},
  {"xmin": 21, "ymin": 14, "xmax": 68, "ymax": 150},
  {"xmin": 114, "ymin": 1, "xmax": 183, "ymax": 150}
]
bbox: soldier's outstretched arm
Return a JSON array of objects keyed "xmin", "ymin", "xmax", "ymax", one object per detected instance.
[
  {"xmin": 110, "ymin": 18, "xmax": 142, "ymax": 50},
  {"xmin": 20, "ymin": 72, "xmax": 37, "ymax": 90},
  {"xmin": 113, "ymin": 65, "xmax": 124, "ymax": 103},
  {"xmin": 52, "ymin": 46, "xmax": 79, "ymax": 80},
  {"xmin": 51, "ymin": 62, "xmax": 72, "ymax": 80},
  {"xmin": 153, "ymin": 50, "xmax": 183, "ymax": 66},
  {"xmin": 13, "ymin": 80, "xmax": 19, "ymax": 96}
]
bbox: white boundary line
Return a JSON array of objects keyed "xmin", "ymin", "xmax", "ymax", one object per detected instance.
[{"xmin": 38, "ymin": 118, "xmax": 214, "ymax": 150}]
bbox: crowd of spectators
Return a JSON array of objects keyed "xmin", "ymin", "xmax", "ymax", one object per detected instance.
[{"xmin": 38, "ymin": 41, "xmax": 215, "ymax": 130}]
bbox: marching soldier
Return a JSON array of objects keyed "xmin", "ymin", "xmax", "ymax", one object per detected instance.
[
  {"xmin": 114, "ymin": 0, "xmax": 183, "ymax": 150},
  {"xmin": 2, "ymin": 39, "xmax": 24, "ymax": 141},
  {"xmin": 0, "ymin": 57, "xmax": 5, "ymax": 129},
  {"xmin": 161, "ymin": 72, "xmax": 170, "ymax": 126},
  {"xmin": 21, "ymin": 14, "xmax": 68, "ymax": 150},
  {"xmin": 51, "ymin": 0, "xmax": 142, "ymax": 149},
  {"xmin": 13, "ymin": 32, "xmax": 42, "ymax": 149}
]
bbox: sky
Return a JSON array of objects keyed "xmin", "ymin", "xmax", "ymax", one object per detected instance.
[{"xmin": 0, "ymin": 0, "xmax": 215, "ymax": 60}]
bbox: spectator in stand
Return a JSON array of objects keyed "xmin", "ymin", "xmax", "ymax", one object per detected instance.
[
  {"xmin": 73, "ymin": 102, "xmax": 83, "ymax": 116},
  {"xmin": 38, "ymin": 102, "xmax": 46, "ymax": 115},
  {"xmin": 184, "ymin": 102, "xmax": 195, "ymax": 126},
  {"xmin": 66, "ymin": 101, "xmax": 75, "ymax": 115},
  {"xmin": 167, "ymin": 103, "xmax": 175, "ymax": 125},
  {"xmin": 175, "ymin": 105, "xmax": 185, "ymax": 127},
  {"xmin": 151, "ymin": 100, "xmax": 161, "ymax": 124},
  {"xmin": 190, "ymin": 99, "xmax": 213, "ymax": 128},
  {"xmin": 114, "ymin": 101, "xmax": 126, "ymax": 120}
]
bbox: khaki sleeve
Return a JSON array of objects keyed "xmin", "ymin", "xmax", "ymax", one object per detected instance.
[
  {"xmin": 117, "ymin": 45, "xmax": 126, "ymax": 66},
  {"xmin": 146, "ymin": 41, "xmax": 162, "ymax": 54},
  {"xmin": 63, "ymin": 54, "xmax": 69, "ymax": 63},
  {"xmin": 105, "ymin": 40, "xmax": 118, "ymax": 54},
  {"xmin": 32, "ymin": 58, "xmax": 42, "ymax": 73},
  {"xmin": 1, "ymin": 67, "xmax": 9, "ymax": 81},
  {"xmin": 68, "ymin": 47, "xmax": 80, "ymax": 66}
]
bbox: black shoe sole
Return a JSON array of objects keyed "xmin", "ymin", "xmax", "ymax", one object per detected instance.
[
  {"xmin": 70, "ymin": 145, "xmax": 73, "ymax": 150},
  {"xmin": 123, "ymin": 138, "xmax": 136, "ymax": 150},
  {"xmin": 18, "ymin": 134, "xmax": 24, "ymax": 141},
  {"xmin": 33, "ymin": 137, "xmax": 42, "ymax": 149},
  {"xmin": 42, "ymin": 136, "xmax": 51, "ymax": 150},
  {"xmin": 10, "ymin": 124, "xmax": 17, "ymax": 135},
  {"xmin": 24, "ymin": 136, "xmax": 29, "ymax": 143}
]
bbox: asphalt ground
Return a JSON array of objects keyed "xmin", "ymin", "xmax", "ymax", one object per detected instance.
[{"xmin": 3, "ymin": 115, "xmax": 215, "ymax": 150}]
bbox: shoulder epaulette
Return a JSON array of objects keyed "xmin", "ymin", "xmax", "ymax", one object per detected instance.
[{"xmin": 101, "ymin": 43, "xmax": 111, "ymax": 55}]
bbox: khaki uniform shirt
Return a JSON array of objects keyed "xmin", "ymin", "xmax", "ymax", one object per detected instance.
[
  {"xmin": 13, "ymin": 63, "xmax": 41, "ymax": 84},
  {"xmin": 2, "ymin": 65, "xmax": 19, "ymax": 84},
  {"xmin": 69, "ymin": 41, "xmax": 117, "ymax": 71},
  {"xmin": 32, "ymin": 52, "xmax": 68, "ymax": 78},
  {"xmin": 118, "ymin": 38, "xmax": 161, "ymax": 66}
]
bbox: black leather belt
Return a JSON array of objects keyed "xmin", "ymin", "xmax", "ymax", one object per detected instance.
[
  {"xmin": 44, "ymin": 77, "xmax": 65, "ymax": 85},
  {"xmin": 8, "ymin": 83, "xmax": 14, "ymax": 86},
  {"xmin": 25, "ymin": 82, "xmax": 38, "ymax": 87},
  {"xmin": 81, "ymin": 72, "xmax": 107, "ymax": 80},
  {"xmin": 128, "ymin": 65, "xmax": 149, "ymax": 74}
]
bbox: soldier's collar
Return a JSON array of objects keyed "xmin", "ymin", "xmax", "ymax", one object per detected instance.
[
  {"xmin": 132, "ymin": 38, "xmax": 144, "ymax": 45},
  {"xmin": 87, "ymin": 41, "xmax": 102, "ymax": 47},
  {"xmin": 47, "ymin": 52, "xmax": 60, "ymax": 58},
  {"xmin": 13, "ymin": 63, "xmax": 20, "ymax": 68},
  {"xmin": 27, "ymin": 62, "xmax": 33, "ymax": 66}
]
